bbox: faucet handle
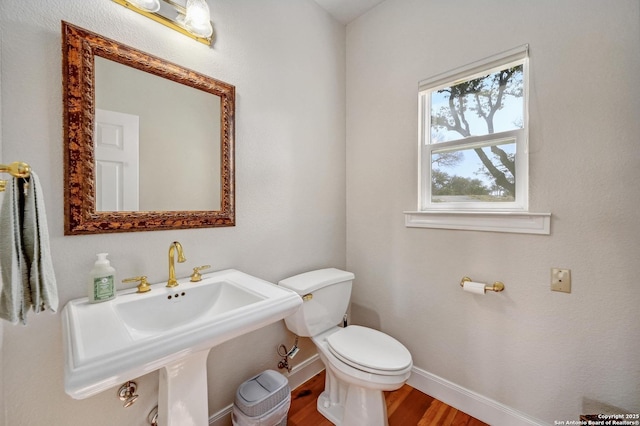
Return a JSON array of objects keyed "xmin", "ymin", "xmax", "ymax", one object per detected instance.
[
  {"xmin": 122, "ymin": 276, "xmax": 152, "ymax": 293},
  {"xmin": 190, "ymin": 265, "xmax": 211, "ymax": 282}
]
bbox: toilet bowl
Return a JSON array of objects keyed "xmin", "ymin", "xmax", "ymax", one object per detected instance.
[
  {"xmin": 313, "ymin": 326, "xmax": 412, "ymax": 426},
  {"xmin": 279, "ymin": 269, "xmax": 412, "ymax": 426}
]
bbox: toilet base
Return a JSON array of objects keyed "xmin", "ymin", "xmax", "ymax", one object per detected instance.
[
  {"xmin": 317, "ymin": 386, "xmax": 389, "ymax": 426},
  {"xmin": 317, "ymin": 391, "xmax": 343, "ymax": 425},
  {"xmin": 317, "ymin": 368, "xmax": 390, "ymax": 426}
]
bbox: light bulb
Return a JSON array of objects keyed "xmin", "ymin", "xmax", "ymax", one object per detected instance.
[
  {"xmin": 128, "ymin": 0, "xmax": 161, "ymax": 13},
  {"xmin": 184, "ymin": 0, "xmax": 213, "ymax": 38}
]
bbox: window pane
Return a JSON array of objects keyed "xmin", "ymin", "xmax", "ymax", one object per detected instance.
[
  {"xmin": 430, "ymin": 65, "xmax": 523, "ymax": 143},
  {"xmin": 431, "ymin": 140, "xmax": 516, "ymax": 203}
]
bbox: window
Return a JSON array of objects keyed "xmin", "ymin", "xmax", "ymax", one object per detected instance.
[
  {"xmin": 420, "ymin": 46, "xmax": 528, "ymax": 211},
  {"xmin": 406, "ymin": 45, "xmax": 551, "ymax": 234}
]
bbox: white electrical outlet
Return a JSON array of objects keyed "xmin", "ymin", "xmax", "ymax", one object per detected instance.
[{"xmin": 551, "ymin": 268, "xmax": 571, "ymax": 293}]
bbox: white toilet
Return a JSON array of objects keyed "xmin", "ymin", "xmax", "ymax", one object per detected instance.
[{"xmin": 279, "ymin": 268, "xmax": 412, "ymax": 426}]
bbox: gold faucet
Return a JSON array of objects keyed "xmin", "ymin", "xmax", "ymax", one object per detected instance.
[{"xmin": 167, "ymin": 241, "xmax": 186, "ymax": 288}]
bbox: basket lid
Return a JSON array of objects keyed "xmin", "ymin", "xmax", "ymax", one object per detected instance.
[{"xmin": 236, "ymin": 370, "xmax": 288, "ymax": 407}]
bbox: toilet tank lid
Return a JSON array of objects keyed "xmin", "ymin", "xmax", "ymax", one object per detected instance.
[{"xmin": 278, "ymin": 268, "xmax": 354, "ymax": 294}]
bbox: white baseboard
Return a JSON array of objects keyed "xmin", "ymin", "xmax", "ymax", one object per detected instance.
[
  {"xmin": 208, "ymin": 355, "xmax": 324, "ymax": 426},
  {"xmin": 209, "ymin": 403, "xmax": 233, "ymax": 426},
  {"xmin": 285, "ymin": 353, "xmax": 324, "ymax": 390},
  {"xmin": 407, "ymin": 366, "xmax": 549, "ymax": 426},
  {"xmin": 210, "ymin": 359, "xmax": 548, "ymax": 426}
]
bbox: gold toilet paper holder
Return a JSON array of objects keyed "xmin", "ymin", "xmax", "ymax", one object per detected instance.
[{"xmin": 460, "ymin": 276, "xmax": 505, "ymax": 292}]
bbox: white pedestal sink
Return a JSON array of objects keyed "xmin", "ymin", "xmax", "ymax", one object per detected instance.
[{"xmin": 62, "ymin": 269, "xmax": 302, "ymax": 425}]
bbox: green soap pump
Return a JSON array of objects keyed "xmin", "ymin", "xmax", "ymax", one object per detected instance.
[{"xmin": 88, "ymin": 253, "xmax": 116, "ymax": 303}]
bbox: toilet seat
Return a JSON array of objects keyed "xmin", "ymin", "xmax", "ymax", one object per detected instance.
[{"xmin": 326, "ymin": 326, "xmax": 412, "ymax": 375}]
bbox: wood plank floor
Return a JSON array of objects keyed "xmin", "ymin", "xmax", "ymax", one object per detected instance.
[{"xmin": 288, "ymin": 371, "xmax": 489, "ymax": 426}]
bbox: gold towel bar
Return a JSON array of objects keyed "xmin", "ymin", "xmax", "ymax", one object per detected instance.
[
  {"xmin": 0, "ymin": 161, "xmax": 31, "ymax": 192},
  {"xmin": 460, "ymin": 276, "xmax": 505, "ymax": 292}
]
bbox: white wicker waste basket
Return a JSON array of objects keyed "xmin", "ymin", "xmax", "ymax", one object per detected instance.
[{"xmin": 232, "ymin": 370, "xmax": 291, "ymax": 426}]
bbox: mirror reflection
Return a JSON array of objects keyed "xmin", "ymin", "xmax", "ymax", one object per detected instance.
[{"xmin": 94, "ymin": 57, "xmax": 221, "ymax": 212}]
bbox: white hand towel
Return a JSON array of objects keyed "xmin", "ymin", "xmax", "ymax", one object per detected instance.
[{"xmin": 0, "ymin": 178, "xmax": 29, "ymax": 324}]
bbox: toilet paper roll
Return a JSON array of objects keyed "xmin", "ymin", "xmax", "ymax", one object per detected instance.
[{"xmin": 463, "ymin": 281, "xmax": 486, "ymax": 295}]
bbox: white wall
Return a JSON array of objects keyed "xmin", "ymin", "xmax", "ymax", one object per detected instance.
[
  {"xmin": 0, "ymin": 0, "xmax": 344, "ymax": 425},
  {"xmin": 346, "ymin": 0, "xmax": 640, "ymax": 423}
]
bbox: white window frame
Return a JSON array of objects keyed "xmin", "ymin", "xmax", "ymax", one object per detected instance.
[{"xmin": 405, "ymin": 45, "xmax": 551, "ymax": 234}]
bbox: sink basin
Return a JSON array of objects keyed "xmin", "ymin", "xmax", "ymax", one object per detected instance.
[
  {"xmin": 116, "ymin": 281, "xmax": 263, "ymax": 337},
  {"xmin": 62, "ymin": 269, "xmax": 302, "ymax": 401}
]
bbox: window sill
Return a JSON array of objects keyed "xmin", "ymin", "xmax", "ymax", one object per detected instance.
[{"xmin": 403, "ymin": 211, "xmax": 551, "ymax": 235}]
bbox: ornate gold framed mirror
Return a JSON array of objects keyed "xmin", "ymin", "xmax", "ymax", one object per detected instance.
[{"xmin": 62, "ymin": 21, "xmax": 235, "ymax": 235}]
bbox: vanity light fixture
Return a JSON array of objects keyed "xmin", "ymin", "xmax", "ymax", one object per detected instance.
[
  {"xmin": 112, "ymin": 0, "xmax": 213, "ymax": 45},
  {"xmin": 182, "ymin": 0, "xmax": 213, "ymax": 38},
  {"xmin": 127, "ymin": 0, "xmax": 160, "ymax": 12}
]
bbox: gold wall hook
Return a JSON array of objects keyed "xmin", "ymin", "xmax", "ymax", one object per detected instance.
[
  {"xmin": 0, "ymin": 161, "xmax": 31, "ymax": 178},
  {"xmin": 0, "ymin": 161, "xmax": 31, "ymax": 192}
]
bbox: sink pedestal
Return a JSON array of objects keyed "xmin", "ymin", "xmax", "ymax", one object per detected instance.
[{"xmin": 158, "ymin": 350, "xmax": 210, "ymax": 426}]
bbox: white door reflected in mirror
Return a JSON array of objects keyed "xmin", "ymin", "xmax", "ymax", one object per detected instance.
[{"xmin": 95, "ymin": 109, "xmax": 140, "ymax": 211}]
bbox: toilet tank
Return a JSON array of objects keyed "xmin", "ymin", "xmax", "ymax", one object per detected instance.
[{"xmin": 278, "ymin": 268, "xmax": 354, "ymax": 337}]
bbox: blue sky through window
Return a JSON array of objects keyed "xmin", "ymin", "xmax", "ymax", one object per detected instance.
[{"xmin": 428, "ymin": 70, "xmax": 523, "ymax": 187}]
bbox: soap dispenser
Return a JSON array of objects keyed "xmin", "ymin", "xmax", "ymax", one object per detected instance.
[{"xmin": 88, "ymin": 253, "xmax": 116, "ymax": 303}]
